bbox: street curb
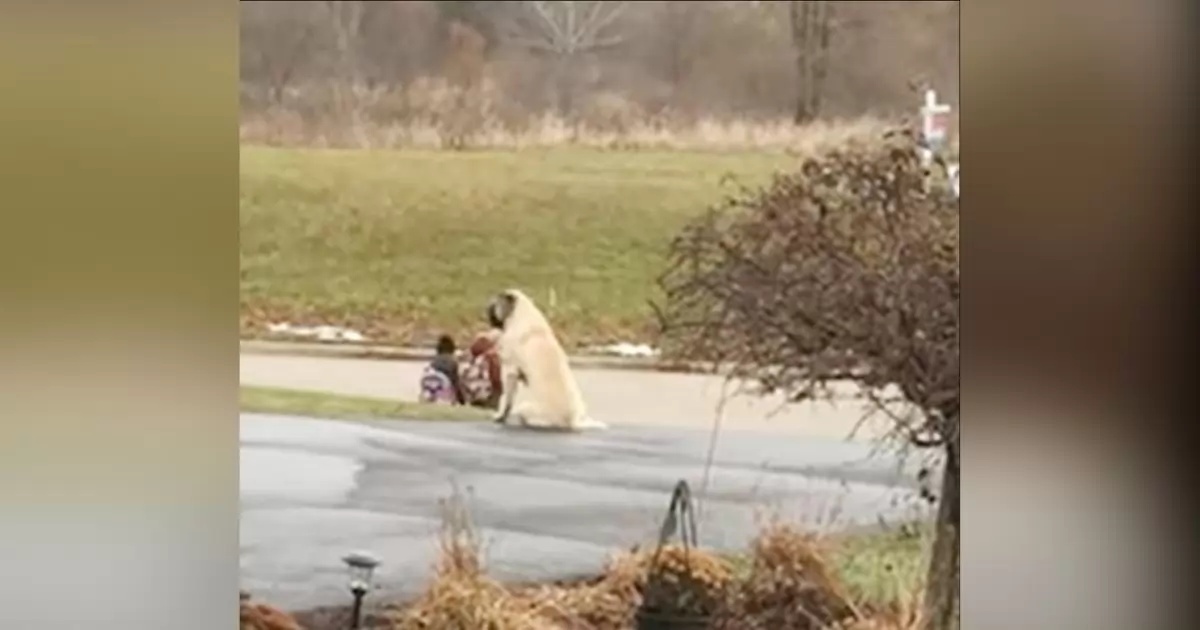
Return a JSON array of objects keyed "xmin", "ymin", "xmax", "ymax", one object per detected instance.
[{"xmin": 239, "ymin": 339, "xmax": 701, "ymax": 373}]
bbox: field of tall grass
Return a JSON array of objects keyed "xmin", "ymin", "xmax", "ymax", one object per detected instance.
[
  {"xmin": 241, "ymin": 109, "xmax": 892, "ymax": 153},
  {"xmin": 240, "ymin": 78, "xmax": 900, "ymax": 152}
]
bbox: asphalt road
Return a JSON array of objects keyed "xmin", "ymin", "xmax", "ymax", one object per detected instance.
[
  {"xmin": 240, "ymin": 412, "xmax": 933, "ymax": 613},
  {"xmin": 240, "ymin": 353, "xmax": 915, "ymax": 441}
]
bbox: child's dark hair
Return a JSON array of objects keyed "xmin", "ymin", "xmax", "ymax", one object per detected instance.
[{"xmin": 435, "ymin": 334, "xmax": 456, "ymax": 355}]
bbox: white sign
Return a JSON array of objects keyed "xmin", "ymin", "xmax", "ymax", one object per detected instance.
[
  {"xmin": 921, "ymin": 89, "xmax": 951, "ymax": 148},
  {"xmin": 919, "ymin": 88, "xmax": 952, "ymax": 167},
  {"xmin": 917, "ymin": 88, "xmax": 958, "ymax": 198}
]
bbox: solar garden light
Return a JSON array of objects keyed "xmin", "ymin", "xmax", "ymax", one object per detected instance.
[{"xmin": 342, "ymin": 550, "xmax": 381, "ymax": 630}]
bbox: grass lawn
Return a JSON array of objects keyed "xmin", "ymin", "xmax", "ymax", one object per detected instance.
[
  {"xmin": 240, "ymin": 146, "xmax": 795, "ymax": 347},
  {"xmin": 240, "ymin": 385, "xmax": 491, "ymax": 422},
  {"xmin": 831, "ymin": 527, "xmax": 928, "ymax": 607}
]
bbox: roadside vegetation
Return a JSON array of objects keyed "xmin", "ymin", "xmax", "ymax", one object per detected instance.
[
  {"xmin": 275, "ymin": 492, "xmax": 930, "ymax": 630},
  {"xmin": 240, "ymin": 385, "xmax": 490, "ymax": 422}
]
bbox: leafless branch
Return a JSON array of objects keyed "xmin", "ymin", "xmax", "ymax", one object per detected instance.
[
  {"xmin": 528, "ymin": 0, "xmax": 570, "ymax": 49},
  {"xmin": 504, "ymin": 0, "xmax": 628, "ymax": 56},
  {"xmin": 656, "ymin": 126, "xmax": 959, "ymax": 451}
]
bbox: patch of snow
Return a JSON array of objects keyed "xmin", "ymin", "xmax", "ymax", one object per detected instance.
[
  {"xmin": 590, "ymin": 342, "xmax": 659, "ymax": 358},
  {"xmin": 266, "ymin": 321, "xmax": 366, "ymax": 343},
  {"xmin": 240, "ymin": 446, "xmax": 362, "ymax": 504}
]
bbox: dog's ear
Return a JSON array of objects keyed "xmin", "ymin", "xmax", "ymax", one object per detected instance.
[{"xmin": 487, "ymin": 292, "xmax": 516, "ymax": 329}]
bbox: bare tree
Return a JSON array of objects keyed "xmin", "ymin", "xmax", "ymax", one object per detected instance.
[
  {"xmin": 435, "ymin": 0, "xmax": 501, "ymax": 49},
  {"xmin": 788, "ymin": 0, "xmax": 833, "ymax": 123},
  {"xmin": 357, "ymin": 1, "xmax": 441, "ymax": 89},
  {"xmin": 440, "ymin": 21, "xmax": 490, "ymax": 149},
  {"xmin": 657, "ymin": 1, "xmax": 703, "ymax": 96},
  {"xmin": 240, "ymin": 2, "xmax": 324, "ymax": 105},
  {"xmin": 322, "ymin": 0, "xmax": 366, "ymax": 116},
  {"xmin": 499, "ymin": 0, "xmax": 629, "ymax": 116},
  {"xmin": 656, "ymin": 128, "xmax": 960, "ymax": 629},
  {"xmin": 238, "ymin": 0, "xmax": 959, "ymax": 132}
]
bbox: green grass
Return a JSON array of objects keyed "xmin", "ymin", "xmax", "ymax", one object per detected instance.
[
  {"xmin": 240, "ymin": 385, "xmax": 491, "ymax": 422},
  {"xmin": 240, "ymin": 146, "xmax": 795, "ymax": 347},
  {"xmin": 831, "ymin": 527, "xmax": 927, "ymax": 607}
]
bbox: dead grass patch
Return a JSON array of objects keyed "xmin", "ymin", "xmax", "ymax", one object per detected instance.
[
  {"xmin": 240, "ymin": 92, "xmax": 892, "ymax": 152},
  {"xmin": 382, "ymin": 490, "xmax": 928, "ymax": 630},
  {"xmin": 241, "ymin": 594, "xmax": 303, "ymax": 630}
]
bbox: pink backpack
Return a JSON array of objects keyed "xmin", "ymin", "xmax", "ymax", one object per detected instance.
[{"xmin": 418, "ymin": 365, "xmax": 455, "ymax": 404}]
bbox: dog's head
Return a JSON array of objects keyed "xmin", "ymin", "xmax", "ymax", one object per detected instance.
[{"xmin": 486, "ymin": 290, "xmax": 519, "ymax": 329}]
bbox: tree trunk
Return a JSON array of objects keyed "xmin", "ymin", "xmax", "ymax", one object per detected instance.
[
  {"xmin": 810, "ymin": 1, "xmax": 832, "ymax": 119},
  {"xmin": 328, "ymin": 1, "xmax": 364, "ymax": 119},
  {"xmin": 922, "ymin": 429, "xmax": 960, "ymax": 630},
  {"xmin": 790, "ymin": 1, "xmax": 813, "ymax": 124},
  {"xmin": 790, "ymin": 0, "xmax": 830, "ymax": 124},
  {"xmin": 552, "ymin": 54, "xmax": 578, "ymax": 119}
]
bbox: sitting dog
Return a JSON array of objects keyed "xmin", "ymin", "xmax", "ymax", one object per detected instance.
[{"xmin": 485, "ymin": 289, "xmax": 606, "ymax": 431}]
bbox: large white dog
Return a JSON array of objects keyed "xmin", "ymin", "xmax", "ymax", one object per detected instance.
[{"xmin": 486, "ymin": 289, "xmax": 607, "ymax": 432}]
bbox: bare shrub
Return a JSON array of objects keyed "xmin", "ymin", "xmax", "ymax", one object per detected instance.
[
  {"xmin": 655, "ymin": 126, "xmax": 959, "ymax": 629},
  {"xmin": 389, "ymin": 485, "xmax": 737, "ymax": 630},
  {"xmin": 655, "ymin": 128, "xmax": 958, "ymax": 411},
  {"xmin": 712, "ymin": 523, "xmax": 855, "ymax": 630},
  {"xmin": 391, "ymin": 488, "xmax": 550, "ymax": 630},
  {"xmin": 400, "ymin": 75, "xmax": 502, "ymax": 149},
  {"xmin": 511, "ymin": 549, "xmax": 651, "ymax": 629},
  {"xmin": 375, "ymin": 490, "xmax": 931, "ymax": 630},
  {"xmin": 577, "ymin": 91, "xmax": 647, "ymax": 135}
]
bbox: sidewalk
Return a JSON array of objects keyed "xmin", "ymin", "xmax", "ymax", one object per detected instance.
[
  {"xmin": 240, "ymin": 352, "xmax": 905, "ymax": 441},
  {"xmin": 240, "ymin": 338, "xmax": 688, "ymax": 372}
]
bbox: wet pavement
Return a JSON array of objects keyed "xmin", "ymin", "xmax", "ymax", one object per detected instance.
[{"xmin": 240, "ymin": 412, "xmax": 933, "ymax": 612}]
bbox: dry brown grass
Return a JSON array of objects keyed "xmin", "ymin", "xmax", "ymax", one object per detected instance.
[
  {"xmin": 389, "ymin": 488, "xmax": 553, "ymax": 630},
  {"xmin": 239, "ymin": 109, "xmax": 890, "ymax": 153},
  {"xmin": 390, "ymin": 487, "xmax": 642, "ymax": 630},
  {"xmin": 393, "ymin": 543, "xmax": 736, "ymax": 630},
  {"xmin": 713, "ymin": 522, "xmax": 925, "ymax": 630},
  {"xmin": 384, "ymin": 492, "xmax": 927, "ymax": 630},
  {"xmin": 240, "ymin": 596, "xmax": 303, "ymax": 630},
  {"xmin": 262, "ymin": 518, "xmax": 925, "ymax": 630},
  {"xmin": 240, "ymin": 79, "xmax": 893, "ymax": 152}
]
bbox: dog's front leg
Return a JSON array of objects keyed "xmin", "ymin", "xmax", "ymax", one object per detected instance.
[{"xmin": 493, "ymin": 367, "xmax": 522, "ymax": 424}]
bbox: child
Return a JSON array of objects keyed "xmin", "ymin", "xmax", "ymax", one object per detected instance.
[
  {"xmin": 418, "ymin": 335, "xmax": 465, "ymax": 405},
  {"xmin": 461, "ymin": 331, "xmax": 503, "ymax": 410}
]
